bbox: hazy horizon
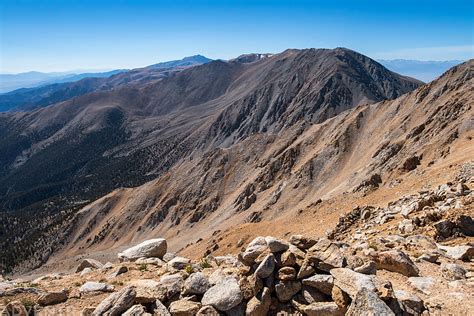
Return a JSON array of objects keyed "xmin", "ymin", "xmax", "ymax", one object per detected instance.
[{"xmin": 1, "ymin": 0, "xmax": 473, "ymax": 73}]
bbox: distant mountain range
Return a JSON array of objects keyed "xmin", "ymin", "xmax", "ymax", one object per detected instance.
[
  {"xmin": 0, "ymin": 55, "xmax": 212, "ymax": 94},
  {"xmin": 378, "ymin": 59, "xmax": 465, "ymax": 82}
]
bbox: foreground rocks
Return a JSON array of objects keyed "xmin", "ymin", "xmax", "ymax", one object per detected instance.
[{"xmin": 1, "ymin": 178, "xmax": 472, "ymax": 315}]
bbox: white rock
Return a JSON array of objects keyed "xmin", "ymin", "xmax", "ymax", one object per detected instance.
[
  {"xmin": 201, "ymin": 277, "xmax": 243, "ymax": 311},
  {"xmin": 118, "ymin": 239, "xmax": 167, "ymax": 261},
  {"xmin": 79, "ymin": 282, "xmax": 114, "ymax": 293}
]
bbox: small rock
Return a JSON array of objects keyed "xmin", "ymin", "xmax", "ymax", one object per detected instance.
[
  {"xmin": 302, "ymin": 274, "xmax": 334, "ymax": 296},
  {"xmin": 395, "ymin": 289, "xmax": 425, "ymax": 315},
  {"xmin": 80, "ymin": 267, "xmax": 93, "ymax": 277},
  {"xmin": 239, "ymin": 274, "xmax": 263, "ymax": 300},
  {"xmin": 76, "ymin": 259, "xmax": 103, "ymax": 273},
  {"xmin": 92, "ymin": 286, "xmax": 136, "ymax": 316},
  {"xmin": 182, "ymin": 272, "xmax": 210, "ymax": 295},
  {"xmin": 265, "ymin": 236, "xmax": 289, "ymax": 253},
  {"xmin": 331, "ymin": 285, "xmax": 350, "ymax": 311},
  {"xmin": 118, "ymin": 238, "xmax": 167, "ymax": 261},
  {"xmin": 441, "ymin": 263, "xmax": 467, "ymax": 280},
  {"xmin": 80, "ymin": 282, "xmax": 114, "ymax": 293},
  {"xmin": 398, "ymin": 219, "xmax": 414, "ymax": 234},
  {"xmin": 254, "ymin": 254, "xmax": 275, "ymax": 278},
  {"xmin": 417, "ymin": 251, "xmax": 439, "ymax": 263},
  {"xmin": 168, "ymin": 256, "xmax": 191, "ymax": 270},
  {"xmin": 274, "ymin": 280, "xmax": 302, "ymax": 302},
  {"xmin": 196, "ymin": 305, "xmax": 219, "ymax": 315},
  {"xmin": 160, "ymin": 274, "xmax": 184, "ymax": 300},
  {"xmin": 303, "ymin": 301, "xmax": 343, "ymax": 316},
  {"xmin": 289, "ymin": 234, "xmax": 317, "ymax": 249},
  {"xmin": 277, "ymin": 267, "xmax": 296, "ymax": 281},
  {"xmin": 154, "ymin": 299, "xmax": 171, "ymax": 316},
  {"xmin": 354, "ymin": 261, "xmax": 376, "ymax": 275},
  {"xmin": 169, "ymin": 299, "xmax": 201, "ymax": 316},
  {"xmin": 123, "ymin": 304, "xmax": 146, "ymax": 316},
  {"xmin": 373, "ymin": 250, "xmax": 419, "ymax": 276},
  {"xmin": 107, "ymin": 266, "xmax": 128, "ymax": 279},
  {"xmin": 201, "ymin": 277, "xmax": 243, "ymax": 311},
  {"xmin": 163, "ymin": 252, "xmax": 176, "ymax": 262},
  {"xmin": 434, "ymin": 220, "xmax": 455, "ymax": 239},
  {"xmin": 346, "ymin": 288, "xmax": 394, "ymax": 316},
  {"xmin": 37, "ymin": 289, "xmax": 68, "ymax": 306},
  {"xmin": 246, "ymin": 287, "xmax": 271, "ymax": 316}
]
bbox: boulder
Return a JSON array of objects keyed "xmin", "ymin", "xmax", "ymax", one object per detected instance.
[
  {"xmin": 246, "ymin": 287, "xmax": 271, "ymax": 316},
  {"xmin": 354, "ymin": 261, "xmax": 376, "ymax": 275},
  {"xmin": 169, "ymin": 299, "xmax": 201, "ymax": 316},
  {"xmin": 76, "ymin": 259, "xmax": 103, "ymax": 273},
  {"xmin": 80, "ymin": 267, "xmax": 93, "ymax": 277},
  {"xmin": 303, "ymin": 302, "xmax": 344, "ymax": 316},
  {"xmin": 201, "ymin": 277, "xmax": 243, "ymax": 311},
  {"xmin": 92, "ymin": 286, "xmax": 136, "ymax": 316},
  {"xmin": 394, "ymin": 290, "xmax": 425, "ymax": 315},
  {"xmin": 79, "ymin": 282, "xmax": 114, "ymax": 293},
  {"xmin": 289, "ymin": 234, "xmax": 317, "ymax": 249},
  {"xmin": 239, "ymin": 274, "xmax": 263, "ymax": 300},
  {"xmin": 373, "ymin": 250, "xmax": 419, "ymax": 276},
  {"xmin": 168, "ymin": 256, "xmax": 191, "ymax": 270},
  {"xmin": 441, "ymin": 263, "xmax": 467, "ymax": 280},
  {"xmin": 123, "ymin": 304, "xmax": 146, "ymax": 316},
  {"xmin": 307, "ymin": 239, "xmax": 346, "ymax": 272},
  {"xmin": 456, "ymin": 215, "xmax": 474, "ymax": 236},
  {"xmin": 37, "ymin": 289, "xmax": 68, "ymax": 306},
  {"xmin": 182, "ymin": 272, "xmax": 210, "ymax": 295},
  {"xmin": 160, "ymin": 274, "xmax": 184, "ymax": 300},
  {"xmin": 241, "ymin": 237, "xmax": 267, "ymax": 265},
  {"xmin": 265, "ymin": 236, "xmax": 290, "ymax": 253},
  {"xmin": 118, "ymin": 239, "xmax": 167, "ymax": 261},
  {"xmin": 254, "ymin": 254, "xmax": 275, "ymax": 278},
  {"xmin": 438, "ymin": 244, "xmax": 474, "ymax": 260},
  {"xmin": 274, "ymin": 280, "xmax": 302, "ymax": 302},
  {"xmin": 302, "ymin": 274, "xmax": 334, "ymax": 295},
  {"xmin": 346, "ymin": 288, "xmax": 394, "ymax": 316},
  {"xmin": 434, "ymin": 220, "xmax": 455, "ymax": 239}
]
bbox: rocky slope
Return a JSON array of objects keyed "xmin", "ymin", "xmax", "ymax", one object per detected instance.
[
  {"xmin": 41, "ymin": 59, "xmax": 473, "ymax": 270},
  {"xmin": 0, "ymin": 172, "xmax": 472, "ymax": 315},
  {"xmin": 0, "ymin": 48, "xmax": 422, "ymax": 273}
]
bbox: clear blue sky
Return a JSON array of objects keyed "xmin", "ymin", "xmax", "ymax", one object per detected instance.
[{"xmin": 1, "ymin": 0, "xmax": 473, "ymax": 73}]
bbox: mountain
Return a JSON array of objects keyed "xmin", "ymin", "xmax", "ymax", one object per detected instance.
[
  {"xmin": 378, "ymin": 59, "xmax": 465, "ymax": 82},
  {"xmin": 0, "ymin": 55, "xmax": 212, "ymax": 112},
  {"xmin": 0, "ymin": 70, "xmax": 126, "ymax": 94},
  {"xmin": 0, "ymin": 48, "xmax": 423, "ymax": 273},
  {"xmin": 51, "ymin": 59, "xmax": 472, "ymax": 269}
]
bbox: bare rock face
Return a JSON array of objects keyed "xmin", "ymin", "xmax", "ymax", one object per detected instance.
[
  {"xmin": 373, "ymin": 250, "xmax": 419, "ymax": 276},
  {"xmin": 92, "ymin": 286, "xmax": 136, "ymax": 316},
  {"xmin": 118, "ymin": 239, "xmax": 167, "ymax": 261},
  {"xmin": 201, "ymin": 277, "xmax": 243, "ymax": 311},
  {"xmin": 346, "ymin": 288, "xmax": 394, "ymax": 316}
]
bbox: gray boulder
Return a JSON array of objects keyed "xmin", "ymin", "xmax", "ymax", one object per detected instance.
[
  {"xmin": 182, "ymin": 272, "xmax": 210, "ymax": 295},
  {"xmin": 118, "ymin": 239, "xmax": 167, "ymax": 261},
  {"xmin": 441, "ymin": 263, "xmax": 467, "ymax": 280},
  {"xmin": 373, "ymin": 250, "xmax": 419, "ymax": 276},
  {"xmin": 275, "ymin": 280, "xmax": 302, "ymax": 302},
  {"xmin": 122, "ymin": 304, "xmax": 146, "ymax": 316},
  {"xmin": 241, "ymin": 237, "xmax": 267, "ymax": 265},
  {"xmin": 76, "ymin": 259, "xmax": 103, "ymax": 273},
  {"xmin": 265, "ymin": 236, "xmax": 289, "ymax": 253},
  {"xmin": 92, "ymin": 286, "xmax": 136, "ymax": 316},
  {"xmin": 79, "ymin": 282, "xmax": 114, "ymax": 294},
  {"xmin": 169, "ymin": 299, "xmax": 201, "ymax": 316},
  {"xmin": 201, "ymin": 277, "xmax": 243, "ymax": 311},
  {"xmin": 254, "ymin": 254, "xmax": 275, "ymax": 278},
  {"xmin": 246, "ymin": 287, "xmax": 271, "ymax": 316},
  {"xmin": 302, "ymin": 274, "xmax": 334, "ymax": 296},
  {"xmin": 330, "ymin": 268, "xmax": 376, "ymax": 299},
  {"xmin": 37, "ymin": 289, "xmax": 68, "ymax": 306},
  {"xmin": 346, "ymin": 288, "xmax": 395, "ymax": 316}
]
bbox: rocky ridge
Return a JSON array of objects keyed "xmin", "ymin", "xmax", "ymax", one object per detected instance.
[{"xmin": 1, "ymin": 174, "xmax": 472, "ymax": 315}]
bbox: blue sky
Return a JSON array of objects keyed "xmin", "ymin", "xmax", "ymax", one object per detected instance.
[{"xmin": 1, "ymin": 0, "xmax": 473, "ymax": 73}]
